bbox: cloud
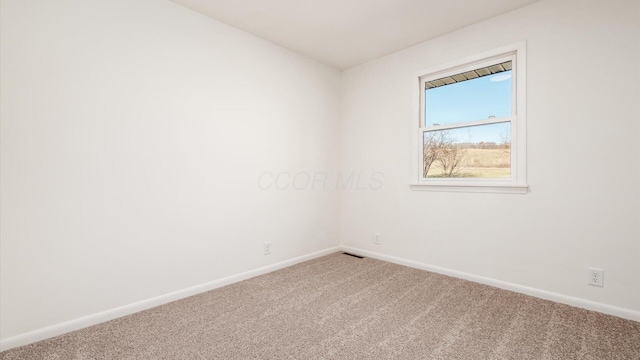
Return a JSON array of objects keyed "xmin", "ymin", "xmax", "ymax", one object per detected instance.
[{"xmin": 490, "ymin": 73, "xmax": 512, "ymax": 82}]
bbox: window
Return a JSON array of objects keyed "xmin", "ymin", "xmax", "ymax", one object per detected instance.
[{"xmin": 411, "ymin": 42, "xmax": 528, "ymax": 193}]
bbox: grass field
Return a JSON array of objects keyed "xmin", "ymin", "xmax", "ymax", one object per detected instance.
[{"xmin": 426, "ymin": 148, "xmax": 511, "ymax": 178}]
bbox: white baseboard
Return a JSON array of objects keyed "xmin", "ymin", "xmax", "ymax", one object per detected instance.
[
  {"xmin": 0, "ymin": 246, "xmax": 341, "ymax": 352},
  {"xmin": 4, "ymin": 245, "xmax": 637, "ymax": 352},
  {"xmin": 340, "ymin": 246, "xmax": 640, "ymax": 323}
]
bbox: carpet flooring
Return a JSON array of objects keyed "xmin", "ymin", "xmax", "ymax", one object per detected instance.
[{"xmin": 1, "ymin": 252, "xmax": 639, "ymax": 359}]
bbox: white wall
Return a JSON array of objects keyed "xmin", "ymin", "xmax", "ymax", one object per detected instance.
[
  {"xmin": 0, "ymin": 0, "xmax": 340, "ymax": 341},
  {"xmin": 340, "ymin": 0, "xmax": 640, "ymax": 314}
]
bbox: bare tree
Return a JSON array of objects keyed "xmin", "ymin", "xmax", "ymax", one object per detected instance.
[
  {"xmin": 423, "ymin": 131, "xmax": 445, "ymax": 177},
  {"xmin": 423, "ymin": 130, "xmax": 466, "ymax": 177},
  {"xmin": 500, "ymin": 128, "xmax": 511, "ymax": 151},
  {"xmin": 438, "ymin": 142, "xmax": 466, "ymax": 177}
]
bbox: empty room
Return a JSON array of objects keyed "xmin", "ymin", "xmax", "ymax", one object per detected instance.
[{"xmin": 1, "ymin": 0, "xmax": 639, "ymax": 358}]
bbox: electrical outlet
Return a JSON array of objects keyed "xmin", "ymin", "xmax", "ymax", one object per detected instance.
[
  {"xmin": 588, "ymin": 268, "xmax": 603, "ymax": 287},
  {"xmin": 374, "ymin": 233, "xmax": 380, "ymax": 245},
  {"xmin": 264, "ymin": 242, "xmax": 271, "ymax": 255}
]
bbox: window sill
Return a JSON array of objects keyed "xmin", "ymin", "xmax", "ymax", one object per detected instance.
[{"xmin": 410, "ymin": 183, "xmax": 529, "ymax": 194}]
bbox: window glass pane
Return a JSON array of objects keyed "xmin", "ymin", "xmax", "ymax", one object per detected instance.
[
  {"xmin": 423, "ymin": 122, "xmax": 511, "ymax": 178},
  {"xmin": 425, "ymin": 64, "xmax": 512, "ymax": 127}
]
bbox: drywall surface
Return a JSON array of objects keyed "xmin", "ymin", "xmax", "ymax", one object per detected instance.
[
  {"xmin": 339, "ymin": 0, "xmax": 640, "ymax": 313},
  {"xmin": 0, "ymin": 0, "xmax": 340, "ymax": 340}
]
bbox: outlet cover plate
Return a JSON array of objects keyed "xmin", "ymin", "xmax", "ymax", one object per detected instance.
[{"xmin": 588, "ymin": 268, "xmax": 604, "ymax": 287}]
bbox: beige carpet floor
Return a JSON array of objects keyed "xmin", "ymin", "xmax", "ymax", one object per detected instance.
[{"xmin": 1, "ymin": 252, "xmax": 639, "ymax": 359}]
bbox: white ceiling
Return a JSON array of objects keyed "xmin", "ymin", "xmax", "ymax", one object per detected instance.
[{"xmin": 171, "ymin": 0, "xmax": 540, "ymax": 70}]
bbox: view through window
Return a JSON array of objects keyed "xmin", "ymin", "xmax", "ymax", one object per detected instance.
[{"xmin": 423, "ymin": 61, "xmax": 513, "ymax": 179}]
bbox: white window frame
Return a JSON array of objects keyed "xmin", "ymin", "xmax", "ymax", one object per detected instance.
[{"xmin": 410, "ymin": 41, "xmax": 528, "ymax": 194}]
